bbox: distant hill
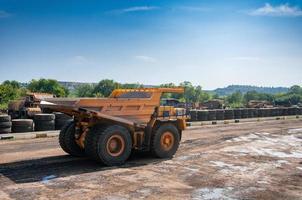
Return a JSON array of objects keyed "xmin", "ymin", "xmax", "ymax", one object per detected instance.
[{"xmin": 213, "ymin": 85, "xmax": 289, "ymax": 96}]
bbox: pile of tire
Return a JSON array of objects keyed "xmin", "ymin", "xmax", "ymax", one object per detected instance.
[
  {"xmin": 270, "ymin": 108, "xmax": 279, "ymax": 117},
  {"xmin": 233, "ymin": 109, "xmax": 241, "ymax": 119},
  {"xmin": 248, "ymin": 108, "xmax": 258, "ymax": 118},
  {"xmin": 197, "ymin": 110, "xmax": 208, "ymax": 121},
  {"xmin": 224, "ymin": 109, "xmax": 234, "ymax": 120},
  {"xmin": 12, "ymin": 119, "xmax": 34, "ymax": 133},
  {"xmin": 34, "ymin": 114, "xmax": 55, "ymax": 131},
  {"xmin": 241, "ymin": 108, "xmax": 248, "ymax": 119},
  {"xmin": 261, "ymin": 108, "xmax": 270, "ymax": 117},
  {"xmin": 281, "ymin": 107, "xmax": 288, "ymax": 116},
  {"xmin": 0, "ymin": 115, "xmax": 12, "ymax": 134},
  {"xmin": 215, "ymin": 109, "xmax": 224, "ymax": 120},
  {"xmin": 208, "ymin": 110, "xmax": 216, "ymax": 121},
  {"xmin": 54, "ymin": 112, "xmax": 73, "ymax": 130},
  {"xmin": 287, "ymin": 107, "xmax": 297, "ymax": 116},
  {"xmin": 189, "ymin": 110, "xmax": 198, "ymax": 122}
]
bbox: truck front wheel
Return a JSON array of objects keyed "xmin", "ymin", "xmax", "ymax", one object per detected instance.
[{"xmin": 151, "ymin": 123, "xmax": 180, "ymax": 158}]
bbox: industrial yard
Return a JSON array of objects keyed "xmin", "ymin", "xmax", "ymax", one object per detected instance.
[{"xmin": 1, "ymin": 119, "xmax": 301, "ymax": 200}]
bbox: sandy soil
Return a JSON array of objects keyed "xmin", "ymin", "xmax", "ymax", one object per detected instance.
[{"xmin": 0, "ymin": 119, "xmax": 302, "ymax": 200}]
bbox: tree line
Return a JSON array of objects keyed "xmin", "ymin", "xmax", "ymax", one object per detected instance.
[{"xmin": 0, "ymin": 78, "xmax": 301, "ymax": 110}]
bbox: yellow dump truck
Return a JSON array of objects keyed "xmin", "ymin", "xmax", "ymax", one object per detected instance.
[{"xmin": 41, "ymin": 88, "xmax": 188, "ymax": 166}]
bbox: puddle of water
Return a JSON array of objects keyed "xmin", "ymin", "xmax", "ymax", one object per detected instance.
[
  {"xmin": 42, "ymin": 175, "xmax": 57, "ymax": 184},
  {"xmin": 288, "ymin": 128, "xmax": 302, "ymax": 134}
]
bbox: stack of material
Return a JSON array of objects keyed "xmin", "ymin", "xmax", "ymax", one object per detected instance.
[
  {"xmin": 0, "ymin": 115, "xmax": 12, "ymax": 134},
  {"xmin": 54, "ymin": 112, "xmax": 73, "ymax": 130},
  {"xmin": 233, "ymin": 109, "xmax": 241, "ymax": 119},
  {"xmin": 34, "ymin": 114, "xmax": 55, "ymax": 131},
  {"xmin": 215, "ymin": 109, "xmax": 224, "ymax": 120},
  {"xmin": 224, "ymin": 109, "xmax": 234, "ymax": 120},
  {"xmin": 208, "ymin": 110, "xmax": 216, "ymax": 121},
  {"xmin": 198, "ymin": 110, "xmax": 209, "ymax": 121},
  {"xmin": 12, "ymin": 119, "xmax": 34, "ymax": 133}
]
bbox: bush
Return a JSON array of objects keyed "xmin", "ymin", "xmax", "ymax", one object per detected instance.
[{"xmin": 27, "ymin": 79, "xmax": 68, "ymax": 97}]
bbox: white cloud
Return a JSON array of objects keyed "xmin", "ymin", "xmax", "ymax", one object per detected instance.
[
  {"xmin": 249, "ymin": 3, "xmax": 302, "ymax": 17},
  {"xmin": 108, "ymin": 6, "xmax": 159, "ymax": 14},
  {"xmin": 0, "ymin": 10, "xmax": 12, "ymax": 18},
  {"xmin": 71, "ymin": 56, "xmax": 93, "ymax": 65},
  {"xmin": 134, "ymin": 55, "xmax": 157, "ymax": 63}
]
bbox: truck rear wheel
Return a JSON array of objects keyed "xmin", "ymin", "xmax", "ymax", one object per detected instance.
[
  {"xmin": 151, "ymin": 123, "xmax": 180, "ymax": 158},
  {"xmin": 59, "ymin": 121, "xmax": 85, "ymax": 157},
  {"xmin": 85, "ymin": 125, "xmax": 132, "ymax": 166}
]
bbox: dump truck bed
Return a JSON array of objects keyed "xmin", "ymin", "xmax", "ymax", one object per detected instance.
[{"xmin": 41, "ymin": 88, "xmax": 185, "ymax": 128}]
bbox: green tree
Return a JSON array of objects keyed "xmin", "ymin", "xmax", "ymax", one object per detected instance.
[
  {"xmin": 0, "ymin": 84, "xmax": 19, "ymax": 109},
  {"xmin": 121, "ymin": 83, "xmax": 142, "ymax": 89},
  {"xmin": 75, "ymin": 84, "xmax": 95, "ymax": 97},
  {"xmin": 2, "ymin": 80, "xmax": 21, "ymax": 89},
  {"xmin": 27, "ymin": 79, "xmax": 68, "ymax": 97},
  {"xmin": 227, "ymin": 91, "xmax": 243, "ymax": 108},
  {"xmin": 93, "ymin": 79, "xmax": 121, "ymax": 97},
  {"xmin": 288, "ymin": 85, "xmax": 302, "ymax": 95}
]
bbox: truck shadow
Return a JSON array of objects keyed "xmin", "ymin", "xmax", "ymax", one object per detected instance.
[{"xmin": 0, "ymin": 152, "xmax": 164, "ymax": 184}]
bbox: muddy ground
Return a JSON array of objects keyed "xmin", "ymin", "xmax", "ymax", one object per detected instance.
[{"xmin": 0, "ymin": 119, "xmax": 302, "ymax": 200}]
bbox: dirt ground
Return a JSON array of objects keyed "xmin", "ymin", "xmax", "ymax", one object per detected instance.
[{"xmin": 0, "ymin": 119, "xmax": 302, "ymax": 200}]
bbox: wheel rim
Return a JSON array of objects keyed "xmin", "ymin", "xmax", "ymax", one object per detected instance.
[
  {"xmin": 160, "ymin": 131, "xmax": 174, "ymax": 151},
  {"xmin": 106, "ymin": 134, "xmax": 125, "ymax": 157}
]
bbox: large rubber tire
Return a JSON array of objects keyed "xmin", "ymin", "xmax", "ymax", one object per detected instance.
[
  {"xmin": 54, "ymin": 112, "xmax": 72, "ymax": 121},
  {"xmin": 34, "ymin": 114, "xmax": 55, "ymax": 121},
  {"xmin": 58, "ymin": 121, "xmax": 85, "ymax": 157},
  {"xmin": 34, "ymin": 120, "xmax": 55, "ymax": 131},
  {"xmin": 0, "ymin": 127, "xmax": 11, "ymax": 134},
  {"xmin": 85, "ymin": 125, "xmax": 132, "ymax": 166},
  {"xmin": 0, "ymin": 115, "xmax": 11, "ymax": 122},
  {"xmin": 0, "ymin": 121, "xmax": 12, "ymax": 128},
  {"xmin": 12, "ymin": 119, "xmax": 34, "ymax": 133},
  {"xmin": 55, "ymin": 119, "xmax": 73, "ymax": 130},
  {"xmin": 151, "ymin": 123, "xmax": 180, "ymax": 158}
]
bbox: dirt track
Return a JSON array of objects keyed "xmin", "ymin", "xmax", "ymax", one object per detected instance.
[{"xmin": 1, "ymin": 119, "xmax": 302, "ymax": 200}]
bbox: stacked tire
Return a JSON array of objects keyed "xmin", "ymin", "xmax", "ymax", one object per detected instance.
[
  {"xmin": 234, "ymin": 109, "xmax": 241, "ymax": 119},
  {"xmin": 198, "ymin": 110, "xmax": 208, "ymax": 121},
  {"xmin": 215, "ymin": 109, "xmax": 224, "ymax": 120},
  {"xmin": 12, "ymin": 119, "xmax": 34, "ymax": 133},
  {"xmin": 241, "ymin": 109, "xmax": 248, "ymax": 119},
  {"xmin": 54, "ymin": 112, "xmax": 73, "ymax": 130},
  {"xmin": 0, "ymin": 115, "xmax": 12, "ymax": 134},
  {"xmin": 208, "ymin": 110, "xmax": 216, "ymax": 121},
  {"xmin": 189, "ymin": 110, "xmax": 198, "ymax": 122},
  {"xmin": 34, "ymin": 114, "xmax": 55, "ymax": 131},
  {"xmin": 224, "ymin": 109, "xmax": 234, "ymax": 120}
]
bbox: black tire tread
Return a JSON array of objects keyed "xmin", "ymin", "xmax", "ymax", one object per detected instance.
[
  {"xmin": 59, "ymin": 121, "xmax": 74, "ymax": 155},
  {"xmin": 0, "ymin": 121, "xmax": 12, "ymax": 128},
  {"xmin": 0, "ymin": 127, "xmax": 11, "ymax": 133},
  {"xmin": 85, "ymin": 125, "xmax": 132, "ymax": 166},
  {"xmin": 0, "ymin": 115, "xmax": 11, "ymax": 122},
  {"xmin": 151, "ymin": 123, "xmax": 180, "ymax": 158},
  {"xmin": 34, "ymin": 114, "xmax": 55, "ymax": 121}
]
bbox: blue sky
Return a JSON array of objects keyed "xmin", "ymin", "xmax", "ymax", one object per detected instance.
[{"xmin": 0, "ymin": 0, "xmax": 301, "ymax": 89}]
